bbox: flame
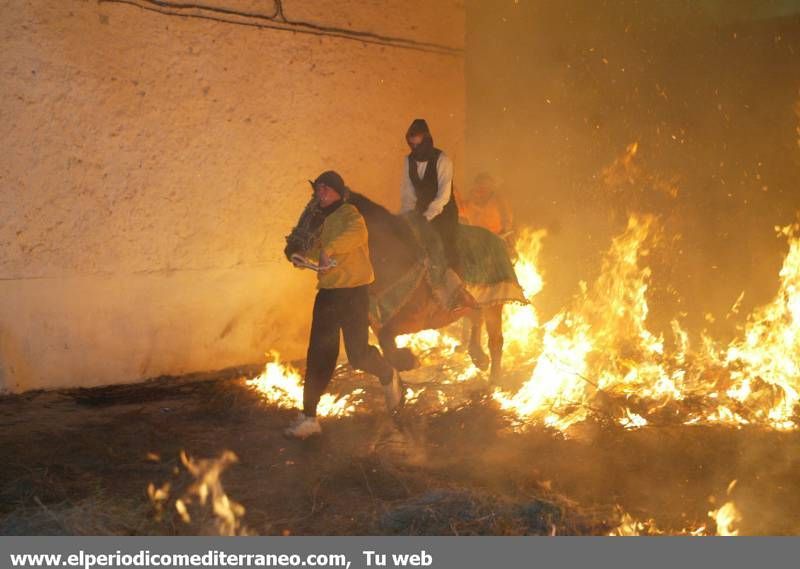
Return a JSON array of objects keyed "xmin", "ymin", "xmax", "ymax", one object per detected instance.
[
  {"xmin": 248, "ymin": 175, "xmax": 800, "ymax": 435},
  {"xmin": 601, "ymin": 141, "xmax": 679, "ymax": 200},
  {"xmin": 619, "ymin": 409, "xmax": 648, "ymax": 429},
  {"xmin": 612, "ymin": 480, "xmax": 742, "ymax": 536},
  {"xmin": 710, "ymin": 502, "xmax": 742, "ymax": 536},
  {"xmin": 495, "ymin": 215, "xmax": 673, "ymax": 431},
  {"xmin": 246, "ymin": 352, "xmax": 364, "ymax": 417},
  {"xmin": 601, "ymin": 142, "xmax": 640, "ymax": 188},
  {"xmin": 608, "ymin": 507, "xmax": 709, "ymax": 536},
  {"xmin": 179, "ymin": 450, "xmax": 247, "ymax": 536},
  {"xmin": 147, "ymin": 481, "xmax": 171, "ymax": 520},
  {"xmin": 503, "ymin": 228, "xmax": 547, "ymax": 358},
  {"xmin": 397, "ymin": 329, "xmax": 460, "ymax": 363},
  {"xmin": 493, "ymin": 215, "xmax": 800, "ymax": 433},
  {"xmin": 609, "ymin": 510, "xmax": 650, "ymax": 536},
  {"xmin": 494, "ymin": 313, "xmax": 594, "ymax": 431},
  {"xmin": 717, "ymin": 223, "xmax": 800, "ymax": 430},
  {"xmin": 148, "ymin": 451, "xmax": 249, "ymax": 535}
]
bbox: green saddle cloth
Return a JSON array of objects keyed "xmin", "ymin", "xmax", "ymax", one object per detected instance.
[
  {"xmin": 457, "ymin": 224, "xmax": 518, "ymax": 285},
  {"xmin": 369, "ymin": 213, "xmax": 522, "ymax": 327}
]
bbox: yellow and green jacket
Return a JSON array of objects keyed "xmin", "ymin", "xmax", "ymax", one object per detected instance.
[{"xmin": 309, "ymin": 202, "xmax": 375, "ymax": 289}]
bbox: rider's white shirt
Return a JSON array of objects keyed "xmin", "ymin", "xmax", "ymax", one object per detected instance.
[{"xmin": 399, "ymin": 152, "xmax": 454, "ymax": 221}]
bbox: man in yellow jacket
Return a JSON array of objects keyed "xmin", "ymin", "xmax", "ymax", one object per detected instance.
[{"xmin": 285, "ymin": 171, "xmax": 404, "ymax": 439}]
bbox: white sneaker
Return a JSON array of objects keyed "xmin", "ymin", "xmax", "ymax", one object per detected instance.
[
  {"xmin": 284, "ymin": 415, "xmax": 322, "ymax": 439},
  {"xmin": 382, "ymin": 370, "xmax": 405, "ymax": 413}
]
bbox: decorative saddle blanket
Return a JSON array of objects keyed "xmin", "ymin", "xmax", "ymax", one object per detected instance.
[{"xmin": 369, "ymin": 213, "xmax": 526, "ymax": 327}]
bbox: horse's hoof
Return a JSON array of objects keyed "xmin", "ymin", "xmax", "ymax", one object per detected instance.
[
  {"xmin": 393, "ymin": 348, "xmax": 419, "ymax": 371},
  {"xmin": 469, "ymin": 349, "xmax": 490, "ymax": 371}
]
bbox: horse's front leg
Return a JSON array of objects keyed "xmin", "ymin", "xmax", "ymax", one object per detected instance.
[
  {"xmin": 467, "ymin": 309, "xmax": 490, "ymax": 371},
  {"xmin": 483, "ymin": 304, "xmax": 504, "ymax": 383}
]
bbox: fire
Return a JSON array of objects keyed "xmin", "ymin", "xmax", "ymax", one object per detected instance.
[
  {"xmin": 397, "ymin": 329, "xmax": 460, "ymax": 363},
  {"xmin": 710, "ymin": 502, "xmax": 742, "ymax": 536},
  {"xmin": 619, "ymin": 409, "xmax": 648, "ymax": 429},
  {"xmin": 717, "ymin": 222, "xmax": 800, "ymax": 430},
  {"xmin": 147, "ymin": 450, "xmax": 249, "ymax": 535},
  {"xmin": 246, "ymin": 352, "xmax": 364, "ymax": 417},
  {"xmin": 609, "ymin": 510, "xmax": 651, "ymax": 536},
  {"xmin": 247, "ymin": 199, "xmax": 800, "ymax": 435},
  {"xmin": 708, "ymin": 480, "xmax": 742, "ymax": 536},
  {"xmin": 611, "ymin": 480, "xmax": 742, "ymax": 535},
  {"xmin": 503, "ymin": 228, "xmax": 547, "ymax": 359},
  {"xmin": 177, "ymin": 450, "xmax": 247, "ymax": 536},
  {"xmin": 494, "ymin": 215, "xmax": 800, "ymax": 433},
  {"xmin": 494, "ymin": 313, "xmax": 594, "ymax": 430},
  {"xmin": 608, "ymin": 506, "xmax": 741, "ymax": 536},
  {"xmin": 495, "ymin": 215, "xmax": 672, "ymax": 431}
]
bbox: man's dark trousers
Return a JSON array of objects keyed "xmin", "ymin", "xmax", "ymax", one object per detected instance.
[{"xmin": 303, "ymin": 285, "xmax": 393, "ymax": 416}]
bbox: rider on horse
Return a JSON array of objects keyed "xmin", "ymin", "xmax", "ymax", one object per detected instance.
[{"xmin": 400, "ymin": 119, "xmax": 461, "ymax": 275}]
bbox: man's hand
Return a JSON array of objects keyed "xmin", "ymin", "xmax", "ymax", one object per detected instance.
[
  {"xmin": 319, "ymin": 251, "xmax": 334, "ymax": 272},
  {"xmin": 290, "ymin": 253, "xmax": 309, "ymax": 269}
]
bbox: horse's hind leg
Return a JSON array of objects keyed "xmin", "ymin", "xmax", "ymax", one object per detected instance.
[
  {"xmin": 467, "ymin": 309, "xmax": 490, "ymax": 371},
  {"xmin": 484, "ymin": 304, "xmax": 504, "ymax": 383},
  {"xmin": 378, "ymin": 326, "xmax": 419, "ymax": 371}
]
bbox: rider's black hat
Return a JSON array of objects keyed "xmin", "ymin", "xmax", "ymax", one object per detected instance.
[
  {"xmin": 310, "ymin": 170, "xmax": 347, "ymax": 197},
  {"xmin": 406, "ymin": 118, "xmax": 430, "ymax": 138}
]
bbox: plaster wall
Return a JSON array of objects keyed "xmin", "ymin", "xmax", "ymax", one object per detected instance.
[{"xmin": 0, "ymin": 0, "xmax": 465, "ymax": 391}]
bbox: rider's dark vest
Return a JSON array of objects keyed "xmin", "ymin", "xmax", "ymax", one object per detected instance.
[{"xmin": 408, "ymin": 148, "xmax": 458, "ymax": 224}]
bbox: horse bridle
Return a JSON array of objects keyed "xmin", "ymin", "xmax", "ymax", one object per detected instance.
[{"xmin": 285, "ymin": 196, "xmax": 324, "ymax": 256}]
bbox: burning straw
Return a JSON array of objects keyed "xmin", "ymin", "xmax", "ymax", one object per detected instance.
[{"xmin": 245, "ymin": 211, "xmax": 800, "ymax": 436}]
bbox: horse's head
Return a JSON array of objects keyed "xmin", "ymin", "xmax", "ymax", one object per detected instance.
[{"xmin": 284, "ymin": 194, "xmax": 325, "ymax": 261}]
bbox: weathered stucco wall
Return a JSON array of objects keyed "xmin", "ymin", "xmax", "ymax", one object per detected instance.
[{"xmin": 0, "ymin": 0, "xmax": 465, "ymax": 392}]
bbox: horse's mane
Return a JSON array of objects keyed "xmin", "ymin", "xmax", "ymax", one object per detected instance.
[{"xmin": 347, "ymin": 191, "xmax": 416, "ymax": 245}]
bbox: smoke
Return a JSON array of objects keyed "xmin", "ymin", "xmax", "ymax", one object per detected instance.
[{"xmin": 466, "ymin": 0, "xmax": 800, "ymax": 341}]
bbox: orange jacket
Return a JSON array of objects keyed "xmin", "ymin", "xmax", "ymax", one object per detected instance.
[{"xmin": 460, "ymin": 192, "xmax": 512, "ymax": 235}]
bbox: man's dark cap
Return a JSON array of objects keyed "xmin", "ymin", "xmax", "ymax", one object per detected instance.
[
  {"xmin": 406, "ymin": 119, "xmax": 430, "ymax": 137},
  {"xmin": 310, "ymin": 170, "xmax": 347, "ymax": 196}
]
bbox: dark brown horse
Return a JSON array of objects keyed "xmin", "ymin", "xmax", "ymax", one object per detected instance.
[{"xmin": 284, "ymin": 191, "xmax": 524, "ymax": 382}]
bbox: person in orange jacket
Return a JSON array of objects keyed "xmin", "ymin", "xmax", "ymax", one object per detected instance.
[
  {"xmin": 459, "ymin": 173, "xmax": 513, "ymax": 239},
  {"xmin": 285, "ymin": 171, "xmax": 403, "ymax": 439},
  {"xmin": 456, "ymin": 173, "xmax": 515, "ymax": 349}
]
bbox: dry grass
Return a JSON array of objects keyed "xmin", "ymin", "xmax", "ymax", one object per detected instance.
[
  {"xmin": 0, "ymin": 494, "xmax": 155, "ymax": 535},
  {"xmin": 1, "ymin": 369, "xmax": 799, "ymax": 535}
]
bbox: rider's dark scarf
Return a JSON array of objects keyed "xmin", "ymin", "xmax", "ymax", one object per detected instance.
[
  {"xmin": 409, "ymin": 134, "xmax": 436, "ymax": 162},
  {"xmin": 319, "ymin": 199, "xmax": 345, "ymax": 218}
]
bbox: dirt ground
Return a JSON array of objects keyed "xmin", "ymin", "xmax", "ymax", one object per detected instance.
[{"xmin": 1, "ymin": 362, "xmax": 799, "ymax": 536}]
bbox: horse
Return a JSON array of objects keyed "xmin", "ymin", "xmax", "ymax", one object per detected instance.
[{"xmin": 284, "ymin": 191, "xmax": 525, "ymax": 383}]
